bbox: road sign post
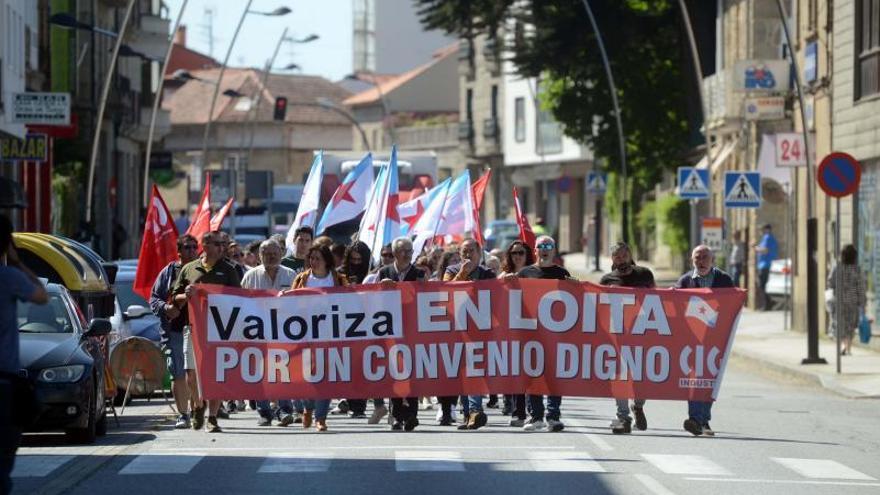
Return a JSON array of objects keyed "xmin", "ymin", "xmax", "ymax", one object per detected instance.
[
  {"xmin": 586, "ymin": 171, "xmax": 607, "ymax": 272},
  {"xmin": 678, "ymin": 167, "xmax": 710, "ymax": 249},
  {"xmin": 817, "ymin": 152, "xmax": 862, "ymax": 374}
]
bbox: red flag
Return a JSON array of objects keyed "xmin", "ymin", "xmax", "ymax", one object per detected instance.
[
  {"xmin": 186, "ymin": 174, "xmax": 212, "ymax": 248},
  {"xmin": 132, "ymin": 186, "xmax": 179, "ymax": 300},
  {"xmin": 512, "ymin": 186, "xmax": 536, "ymax": 249},
  {"xmin": 471, "ymin": 169, "xmax": 491, "ymax": 245},
  {"xmin": 210, "ymin": 197, "xmax": 234, "ymax": 231}
]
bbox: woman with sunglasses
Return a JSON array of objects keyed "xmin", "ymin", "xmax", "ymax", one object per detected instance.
[
  {"xmin": 285, "ymin": 244, "xmax": 349, "ymax": 432},
  {"xmin": 498, "ymin": 240, "xmax": 535, "ymax": 423}
]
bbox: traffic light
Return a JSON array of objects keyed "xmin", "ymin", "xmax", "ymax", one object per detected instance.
[{"xmin": 273, "ymin": 97, "xmax": 288, "ymax": 121}]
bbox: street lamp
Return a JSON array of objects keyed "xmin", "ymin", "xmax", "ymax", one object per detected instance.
[
  {"xmin": 51, "ymin": 0, "xmax": 138, "ymax": 241},
  {"xmin": 315, "ymin": 97, "xmax": 371, "ymax": 152},
  {"xmin": 345, "ymin": 72, "xmax": 396, "ymax": 144},
  {"xmin": 578, "ymin": 0, "xmax": 629, "ymax": 244},
  {"xmin": 143, "ymin": 0, "xmax": 190, "ymax": 209},
  {"xmin": 200, "ymin": 3, "xmax": 291, "ymax": 174},
  {"xmin": 243, "ymin": 29, "xmax": 319, "ymax": 169}
]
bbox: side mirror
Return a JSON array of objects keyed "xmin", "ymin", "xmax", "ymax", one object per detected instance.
[
  {"xmin": 124, "ymin": 305, "xmax": 150, "ymax": 320},
  {"xmin": 85, "ymin": 318, "xmax": 112, "ymax": 338}
]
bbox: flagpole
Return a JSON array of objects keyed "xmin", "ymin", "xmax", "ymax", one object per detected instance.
[
  {"xmin": 426, "ymin": 180, "xmax": 453, "ymax": 253},
  {"xmin": 369, "ymin": 165, "xmax": 393, "ymax": 263}
]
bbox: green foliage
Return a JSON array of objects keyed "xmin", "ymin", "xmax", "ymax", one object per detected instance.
[
  {"xmin": 656, "ymin": 194, "xmax": 690, "ymax": 256},
  {"xmin": 416, "ymin": 0, "xmax": 694, "ymax": 192},
  {"xmin": 636, "ymin": 198, "xmax": 657, "ymax": 234}
]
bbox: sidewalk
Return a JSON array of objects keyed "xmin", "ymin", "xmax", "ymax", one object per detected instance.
[
  {"xmin": 733, "ymin": 309, "xmax": 880, "ymax": 399},
  {"xmin": 561, "ymin": 252, "xmax": 880, "ymax": 399}
]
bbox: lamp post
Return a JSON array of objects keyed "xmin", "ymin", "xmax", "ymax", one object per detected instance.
[
  {"xmin": 579, "ymin": 0, "xmax": 629, "ymax": 244},
  {"xmin": 142, "ymin": 0, "xmax": 189, "ymax": 209},
  {"xmin": 346, "ymin": 72, "xmax": 397, "ymax": 144},
  {"xmin": 199, "ymin": 2, "xmax": 291, "ymax": 174},
  {"xmin": 315, "ymin": 97, "xmax": 371, "ymax": 152},
  {"xmin": 244, "ymin": 29, "xmax": 319, "ymax": 173}
]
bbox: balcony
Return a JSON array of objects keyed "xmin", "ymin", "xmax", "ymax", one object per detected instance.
[
  {"xmin": 120, "ymin": 107, "xmax": 171, "ymax": 142},
  {"xmin": 482, "ymin": 117, "xmax": 500, "ymax": 140},
  {"xmin": 396, "ymin": 123, "xmax": 458, "ymax": 151},
  {"xmin": 702, "ymin": 69, "xmax": 745, "ymax": 130},
  {"xmin": 458, "ymin": 120, "xmax": 474, "ymax": 141},
  {"xmin": 125, "ymin": 15, "xmax": 171, "ymax": 60}
]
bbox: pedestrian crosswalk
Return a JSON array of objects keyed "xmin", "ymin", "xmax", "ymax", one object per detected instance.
[{"xmin": 11, "ymin": 451, "xmax": 878, "ymax": 484}]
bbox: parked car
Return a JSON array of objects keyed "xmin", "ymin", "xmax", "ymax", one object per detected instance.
[
  {"xmin": 765, "ymin": 258, "xmax": 791, "ymax": 307},
  {"xmin": 112, "ymin": 269, "xmax": 162, "ymax": 344},
  {"xmin": 483, "ymin": 220, "xmax": 520, "ymax": 251},
  {"xmin": 19, "ymin": 283, "xmax": 112, "ymax": 444}
]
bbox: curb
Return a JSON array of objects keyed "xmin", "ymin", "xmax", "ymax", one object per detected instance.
[{"xmin": 729, "ymin": 347, "xmax": 878, "ymax": 399}]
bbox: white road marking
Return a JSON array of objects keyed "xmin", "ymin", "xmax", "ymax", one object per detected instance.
[
  {"xmin": 685, "ymin": 477, "xmax": 880, "ymax": 487},
  {"xmin": 584, "ymin": 434, "xmax": 614, "ymax": 452},
  {"xmin": 150, "ymin": 445, "xmax": 577, "ymax": 453},
  {"xmin": 11, "ymin": 455, "xmax": 75, "ymax": 477},
  {"xmin": 257, "ymin": 452, "xmax": 332, "ymax": 473},
  {"xmin": 119, "ymin": 453, "xmax": 205, "ymax": 475},
  {"xmin": 634, "ymin": 474, "xmax": 678, "ymax": 495},
  {"xmin": 529, "ymin": 451, "xmax": 605, "ymax": 472},
  {"xmin": 395, "ymin": 451, "xmax": 465, "ymax": 472},
  {"xmin": 772, "ymin": 458, "xmax": 877, "ymax": 481},
  {"xmin": 642, "ymin": 454, "xmax": 731, "ymax": 476}
]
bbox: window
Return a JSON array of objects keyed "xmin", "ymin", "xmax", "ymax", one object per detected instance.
[
  {"xmin": 514, "ymin": 97, "xmax": 525, "ymax": 142},
  {"xmin": 491, "ymin": 85, "xmax": 498, "ymax": 118},
  {"xmin": 856, "ymin": 0, "xmax": 880, "ymax": 99},
  {"xmin": 536, "ymin": 107, "xmax": 563, "ymax": 155},
  {"xmin": 466, "ymin": 88, "xmax": 473, "ymax": 123}
]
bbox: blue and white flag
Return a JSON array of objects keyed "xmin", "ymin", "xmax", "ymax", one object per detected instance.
[{"xmin": 316, "ymin": 153, "xmax": 374, "ymax": 234}]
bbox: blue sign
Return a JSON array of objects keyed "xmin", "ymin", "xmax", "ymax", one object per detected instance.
[
  {"xmin": 586, "ymin": 171, "xmax": 607, "ymax": 193},
  {"xmin": 724, "ymin": 172, "xmax": 762, "ymax": 208},
  {"xmin": 745, "ymin": 65, "xmax": 777, "ymax": 90},
  {"xmin": 805, "ymin": 42, "xmax": 818, "ymax": 83},
  {"xmin": 677, "ymin": 167, "xmax": 710, "ymax": 199}
]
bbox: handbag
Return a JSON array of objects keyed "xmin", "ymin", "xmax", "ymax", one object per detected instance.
[{"xmin": 859, "ymin": 314, "xmax": 872, "ymax": 344}]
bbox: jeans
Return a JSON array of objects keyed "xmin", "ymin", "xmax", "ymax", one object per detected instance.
[
  {"xmin": 466, "ymin": 395, "xmax": 483, "ymax": 413},
  {"xmin": 616, "ymin": 398, "xmax": 646, "ymax": 420},
  {"xmin": 1, "ymin": 380, "xmax": 21, "ymax": 495},
  {"xmin": 758, "ymin": 267, "xmax": 771, "ymax": 310},
  {"xmin": 301, "ymin": 399, "xmax": 331, "ymax": 420},
  {"xmin": 688, "ymin": 401, "xmax": 713, "ymax": 425},
  {"xmin": 729, "ymin": 263, "xmax": 743, "ymax": 287},
  {"xmin": 528, "ymin": 395, "xmax": 561, "ymax": 420},
  {"xmin": 292, "ymin": 399, "xmax": 305, "ymax": 414},
  {"xmin": 510, "ymin": 394, "xmax": 527, "ymax": 420},
  {"xmin": 256, "ymin": 399, "xmax": 293, "ymax": 419}
]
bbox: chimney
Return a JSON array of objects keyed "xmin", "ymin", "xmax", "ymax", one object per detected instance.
[{"xmin": 174, "ymin": 25, "xmax": 187, "ymax": 46}]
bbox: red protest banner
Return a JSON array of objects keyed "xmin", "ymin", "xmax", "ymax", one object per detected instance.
[{"xmin": 188, "ymin": 279, "xmax": 746, "ymax": 402}]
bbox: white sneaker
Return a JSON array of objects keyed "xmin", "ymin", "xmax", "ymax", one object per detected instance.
[
  {"xmin": 368, "ymin": 404, "xmax": 388, "ymax": 425},
  {"xmin": 523, "ymin": 419, "xmax": 546, "ymax": 432},
  {"xmin": 508, "ymin": 418, "xmax": 525, "ymax": 427},
  {"xmin": 435, "ymin": 408, "xmax": 444, "ymax": 422}
]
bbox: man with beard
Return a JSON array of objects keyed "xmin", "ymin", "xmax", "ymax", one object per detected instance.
[{"xmin": 599, "ymin": 242, "xmax": 655, "ymax": 434}]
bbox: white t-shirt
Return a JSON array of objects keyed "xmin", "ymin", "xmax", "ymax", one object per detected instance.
[
  {"xmin": 241, "ymin": 265, "xmax": 296, "ymax": 291},
  {"xmin": 306, "ymin": 272, "xmax": 335, "ymax": 288}
]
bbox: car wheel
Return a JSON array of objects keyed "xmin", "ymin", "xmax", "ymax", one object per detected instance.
[
  {"xmin": 65, "ymin": 384, "xmax": 97, "ymax": 445},
  {"xmin": 96, "ymin": 410, "xmax": 107, "ymax": 436}
]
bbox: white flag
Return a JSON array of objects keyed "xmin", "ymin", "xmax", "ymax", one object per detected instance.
[
  {"xmin": 287, "ymin": 151, "xmax": 324, "ymax": 252},
  {"xmin": 685, "ymin": 296, "xmax": 719, "ymax": 328}
]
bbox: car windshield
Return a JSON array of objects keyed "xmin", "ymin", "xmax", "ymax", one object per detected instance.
[
  {"xmin": 116, "ymin": 279, "xmax": 149, "ymax": 310},
  {"xmin": 18, "ymin": 294, "xmax": 74, "ymax": 334}
]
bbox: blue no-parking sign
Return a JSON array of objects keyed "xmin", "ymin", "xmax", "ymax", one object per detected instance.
[{"xmin": 724, "ymin": 172, "xmax": 762, "ymax": 208}]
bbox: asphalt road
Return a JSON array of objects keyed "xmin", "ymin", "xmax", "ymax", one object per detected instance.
[{"xmin": 11, "ymin": 358, "xmax": 880, "ymax": 495}]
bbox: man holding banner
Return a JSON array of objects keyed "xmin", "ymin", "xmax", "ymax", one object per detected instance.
[{"xmin": 674, "ymin": 244, "xmax": 735, "ymax": 437}]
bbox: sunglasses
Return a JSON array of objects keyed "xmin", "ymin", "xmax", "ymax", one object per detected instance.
[
  {"xmin": 510, "ymin": 250, "xmax": 526, "ymax": 256},
  {"xmin": 206, "ymin": 241, "xmax": 225, "ymax": 247},
  {"xmin": 537, "ymin": 243, "xmax": 555, "ymax": 251},
  {"xmin": 381, "ymin": 253, "xmax": 394, "ymax": 258},
  {"xmin": 181, "ymin": 244, "xmax": 198, "ymax": 251}
]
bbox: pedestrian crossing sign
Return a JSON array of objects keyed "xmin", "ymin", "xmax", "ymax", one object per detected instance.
[
  {"xmin": 724, "ymin": 171, "xmax": 762, "ymax": 208},
  {"xmin": 586, "ymin": 171, "xmax": 607, "ymax": 193},
  {"xmin": 677, "ymin": 167, "xmax": 710, "ymax": 199}
]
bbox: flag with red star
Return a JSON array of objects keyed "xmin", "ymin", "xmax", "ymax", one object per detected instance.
[
  {"xmin": 398, "ymin": 177, "xmax": 451, "ymax": 236},
  {"xmin": 286, "ymin": 151, "xmax": 324, "ymax": 253},
  {"xmin": 369, "ymin": 146, "xmax": 402, "ymax": 262},
  {"xmin": 433, "ymin": 170, "xmax": 475, "ymax": 239},
  {"xmin": 316, "ymin": 153, "xmax": 373, "ymax": 234}
]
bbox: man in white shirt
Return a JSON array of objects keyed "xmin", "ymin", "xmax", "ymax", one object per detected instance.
[
  {"xmin": 241, "ymin": 240, "xmax": 296, "ymax": 292},
  {"xmin": 242, "ymin": 239, "xmax": 297, "ymax": 426}
]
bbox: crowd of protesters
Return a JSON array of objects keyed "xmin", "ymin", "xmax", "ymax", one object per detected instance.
[{"xmin": 147, "ymin": 224, "xmax": 734, "ymax": 438}]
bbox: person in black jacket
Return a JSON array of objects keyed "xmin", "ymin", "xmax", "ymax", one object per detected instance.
[
  {"xmin": 443, "ymin": 239, "xmax": 496, "ymax": 430},
  {"xmin": 674, "ymin": 244, "xmax": 734, "ymax": 437},
  {"xmin": 379, "ymin": 237, "xmax": 428, "ymax": 431}
]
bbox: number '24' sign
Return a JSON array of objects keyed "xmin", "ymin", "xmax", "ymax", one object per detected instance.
[{"xmin": 775, "ymin": 133, "xmax": 806, "ymax": 167}]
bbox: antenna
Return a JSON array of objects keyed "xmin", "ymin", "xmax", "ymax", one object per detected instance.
[{"xmin": 199, "ymin": 7, "xmax": 215, "ymax": 58}]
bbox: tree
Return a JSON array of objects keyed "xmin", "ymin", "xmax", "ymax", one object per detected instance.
[{"xmin": 417, "ymin": 0, "xmax": 696, "ymax": 238}]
